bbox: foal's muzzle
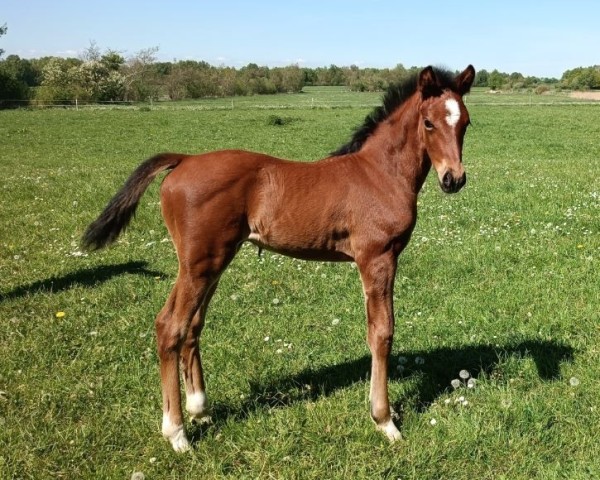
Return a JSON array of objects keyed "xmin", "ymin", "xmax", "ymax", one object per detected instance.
[{"xmin": 440, "ymin": 171, "xmax": 467, "ymax": 194}]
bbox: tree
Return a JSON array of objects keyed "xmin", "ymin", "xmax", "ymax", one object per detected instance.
[
  {"xmin": 122, "ymin": 46, "xmax": 160, "ymax": 101},
  {"xmin": 0, "ymin": 23, "xmax": 7, "ymax": 58},
  {"xmin": 561, "ymin": 66, "xmax": 600, "ymax": 90},
  {"xmin": 36, "ymin": 57, "xmax": 78, "ymax": 104},
  {"xmin": 101, "ymin": 50, "xmax": 125, "ymax": 71},
  {"xmin": 1, "ymin": 55, "xmax": 36, "ymax": 86},
  {"xmin": 0, "ymin": 24, "xmax": 35, "ymax": 106},
  {"xmin": 475, "ymin": 69, "xmax": 489, "ymax": 87},
  {"xmin": 488, "ymin": 70, "xmax": 505, "ymax": 90},
  {"xmin": 35, "ymin": 53, "xmax": 125, "ymax": 104},
  {"xmin": 80, "ymin": 40, "xmax": 102, "ymax": 62}
]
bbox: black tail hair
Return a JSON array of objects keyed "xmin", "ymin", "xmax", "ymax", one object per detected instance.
[{"xmin": 82, "ymin": 153, "xmax": 189, "ymax": 250}]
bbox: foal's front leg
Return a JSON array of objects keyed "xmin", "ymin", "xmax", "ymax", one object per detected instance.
[{"xmin": 358, "ymin": 252, "xmax": 401, "ymax": 441}]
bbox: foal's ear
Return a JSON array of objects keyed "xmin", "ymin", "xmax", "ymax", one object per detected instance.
[
  {"xmin": 456, "ymin": 65, "xmax": 476, "ymax": 96},
  {"xmin": 418, "ymin": 66, "xmax": 439, "ymax": 98}
]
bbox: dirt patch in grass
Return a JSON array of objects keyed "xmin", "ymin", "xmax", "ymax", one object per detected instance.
[{"xmin": 569, "ymin": 91, "xmax": 600, "ymax": 101}]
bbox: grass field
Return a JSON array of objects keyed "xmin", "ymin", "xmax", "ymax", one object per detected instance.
[{"xmin": 0, "ymin": 88, "xmax": 599, "ymax": 479}]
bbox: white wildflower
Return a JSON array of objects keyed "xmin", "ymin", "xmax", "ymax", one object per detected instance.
[{"xmin": 569, "ymin": 377, "xmax": 580, "ymax": 387}]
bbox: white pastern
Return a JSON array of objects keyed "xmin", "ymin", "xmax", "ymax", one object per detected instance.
[
  {"xmin": 186, "ymin": 391, "xmax": 209, "ymax": 418},
  {"xmin": 377, "ymin": 418, "xmax": 402, "ymax": 442},
  {"xmin": 445, "ymin": 98, "xmax": 461, "ymax": 127},
  {"xmin": 162, "ymin": 414, "xmax": 191, "ymax": 452}
]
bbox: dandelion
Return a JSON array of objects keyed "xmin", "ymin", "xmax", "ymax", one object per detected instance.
[
  {"xmin": 451, "ymin": 379, "xmax": 461, "ymax": 389},
  {"xmin": 459, "ymin": 369, "xmax": 470, "ymax": 380},
  {"xmin": 396, "ymin": 365, "xmax": 405, "ymax": 373},
  {"xmin": 429, "ymin": 418, "xmax": 437, "ymax": 426},
  {"xmin": 56, "ymin": 311, "xmax": 66, "ymax": 318},
  {"xmin": 331, "ymin": 318, "xmax": 340, "ymax": 326},
  {"xmin": 467, "ymin": 378, "xmax": 476, "ymax": 389},
  {"xmin": 264, "ymin": 336, "xmax": 270, "ymax": 342},
  {"xmin": 414, "ymin": 356, "xmax": 425, "ymax": 365},
  {"xmin": 131, "ymin": 473, "xmax": 145, "ymax": 480},
  {"xmin": 272, "ymin": 298, "xmax": 280, "ymax": 305},
  {"xmin": 397, "ymin": 356, "xmax": 408, "ymax": 365},
  {"xmin": 569, "ymin": 377, "xmax": 580, "ymax": 387}
]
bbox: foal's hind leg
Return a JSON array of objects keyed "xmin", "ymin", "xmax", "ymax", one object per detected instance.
[
  {"xmin": 180, "ymin": 281, "xmax": 219, "ymax": 424},
  {"xmin": 155, "ymin": 272, "xmax": 213, "ymax": 452}
]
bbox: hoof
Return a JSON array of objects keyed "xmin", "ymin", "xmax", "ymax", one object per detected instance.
[
  {"xmin": 169, "ymin": 428, "xmax": 191, "ymax": 452},
  {"xmin": 163, "ymin": 415, "xmax": 191, "ymax": 452},
  {"xmin": 376, "ymin": 419, "xmax": 402, "ymax": 442},
  {"xmin": 190, "ymin": 412, "xmax": 213, "ymax": 425}
]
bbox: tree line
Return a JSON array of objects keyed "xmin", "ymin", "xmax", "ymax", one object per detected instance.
[{"xmin": 1, "ymin": 35, "xmax": 599, "ymax": 108}]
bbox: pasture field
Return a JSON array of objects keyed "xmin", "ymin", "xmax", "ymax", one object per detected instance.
[{"xmin": 0, "ymin": 89, "xmax": 599, "ymax": 479}]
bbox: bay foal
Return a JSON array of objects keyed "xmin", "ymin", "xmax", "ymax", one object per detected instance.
[{"xmin": 83, "ymin": 65, "xmax": 475, "ymax": 451}]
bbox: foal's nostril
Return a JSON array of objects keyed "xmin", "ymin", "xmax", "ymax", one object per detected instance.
[
  {"xmin": 443, "ymin": 172, "xmax": 453, "ymax": 189},
  {"xmin": 458, "ymin": 173, "xmax": 467, "ymax": 188}
]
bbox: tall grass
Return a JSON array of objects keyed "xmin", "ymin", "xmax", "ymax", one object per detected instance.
[{"xmin": 0, "ymin": 91, "xmax": 599, "ymax": 479}]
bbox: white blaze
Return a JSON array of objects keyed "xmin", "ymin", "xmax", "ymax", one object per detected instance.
[{"xmin": 445, "ymin": 98, "xmax": 461, "ymax": 127}]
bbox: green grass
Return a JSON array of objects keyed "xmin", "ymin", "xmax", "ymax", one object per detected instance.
[{"xmin": 1, "ymin": 90, "xmax": 599, "ymax": 479}]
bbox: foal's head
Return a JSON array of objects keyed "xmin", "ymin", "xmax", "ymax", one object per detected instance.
[{"xmin": 417, "ymin": 65, "xmax": 475, "ymax": 193}]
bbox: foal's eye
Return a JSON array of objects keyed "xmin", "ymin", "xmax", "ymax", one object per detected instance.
[{"xmin": 424, "ymin": 119, "xmax": 434, "ymax": 130}]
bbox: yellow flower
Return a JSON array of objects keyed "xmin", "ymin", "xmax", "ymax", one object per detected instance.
[{"xmin": 56, "ymin": 311, "xmax": 65, "ymax": 318}]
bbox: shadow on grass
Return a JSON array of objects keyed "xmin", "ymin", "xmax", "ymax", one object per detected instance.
[
  {"xmin": 0, "ymin": 261, "xmax": 165, "ymax": 302},
  {"xmin": 190, "ymin": 339, "xmax": 574, "ymax": 442}
]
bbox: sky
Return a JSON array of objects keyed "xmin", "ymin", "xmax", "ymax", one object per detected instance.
[{"xmin": 2, "ymin": 0, "xmax": 599, "ymax": 79}]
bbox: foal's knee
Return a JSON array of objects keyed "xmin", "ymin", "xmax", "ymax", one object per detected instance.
[{"xmin": 368, "ymin": 323, "xmax": 394, "ymax": 355}]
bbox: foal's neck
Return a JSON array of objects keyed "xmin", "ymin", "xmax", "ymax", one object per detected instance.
[{"xmin": 362, "ymin": 95, "xmax": 431, "ymax": 194}]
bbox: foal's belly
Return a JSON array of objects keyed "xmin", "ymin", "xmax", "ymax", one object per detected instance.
[{"xmin": 247, "ymin": 232, "xmax": 353, "ymax": 262}]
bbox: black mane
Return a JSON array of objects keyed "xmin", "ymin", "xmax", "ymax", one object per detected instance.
[{"xmin": 331, "ymin": 67, "xmax": 458, "ymax": 156}]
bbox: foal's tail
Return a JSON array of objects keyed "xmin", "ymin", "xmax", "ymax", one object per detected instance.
[{"xmin": 82, "ymin": 153, "xmax": 189, "ymax": 250}]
